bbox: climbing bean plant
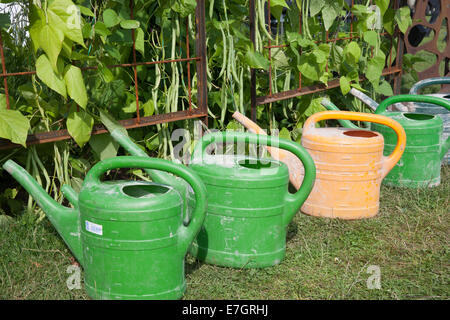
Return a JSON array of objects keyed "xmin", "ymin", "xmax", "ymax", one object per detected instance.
[{"xmin": 0, "ymin": 0, "xmax": 412, "ymax": 218}]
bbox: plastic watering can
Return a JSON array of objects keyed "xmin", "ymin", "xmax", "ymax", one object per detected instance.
[
  {"xmin": 409, "ymin": 77, "xmax": 450, "ymax": 164},
  {"xmin": 322, "ymin": 95, "xmax": 450, "ymax": 187},
  {"xmin": 299, "ymin": 111, "xmax": 406, "ymax": 219},
  {"xmin": 3, "ymin": 156, "xmax": 207, "ymax": 300},
  {"xmin": 188, "ymin": 131, "xmax": 316, "ymax": 268}
]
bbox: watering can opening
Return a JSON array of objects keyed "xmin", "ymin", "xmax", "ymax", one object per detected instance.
[
  {"xmin": 238, "ymin": 158, "xmax": 281, "ymax": 170},
  {"xmin": 122, "ymin": 184, "xmax": 170, "ymax": 198},
  {"xmin": 343, "ymin": 130, "xmax": 378, "ymax": 138},
  {"xmin": 403, "ymin": 113, "xmax": 436, "ymax": 121}
]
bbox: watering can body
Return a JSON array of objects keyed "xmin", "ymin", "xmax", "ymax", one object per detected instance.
[
  {"xmin": 409, "ymin": 77, "xmax": 450, "ymax": 164},
  {"xmin": 3, "ymin": 156, "xmax": 207, "ymax": 300},
  {"xmin": 188, "ymin": 132, "xmax": 316, "ymax": 268},
  {"xmin": 372, "ymin": 95, "xmax": 450, "ymax": 187},
  {"xmin": 323, "ymin": 95, "xmax": 450, "ymax": 188},
  {"xmin": 299, "ymin": 111, "xmax": 406, "ymax": 219}
]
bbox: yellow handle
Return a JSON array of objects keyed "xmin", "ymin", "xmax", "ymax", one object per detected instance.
[{"xmin": 303, "ymin": 111, "xmax": 406, "ymax": 178}]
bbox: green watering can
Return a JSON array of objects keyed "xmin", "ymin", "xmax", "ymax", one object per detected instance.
[
  {"xmin": 409, "ymin": 77, "xmax": 450, "ymax": 164},
  {"xmin": 188, "ymin": 132, "xmax": 316, "ymax": 268},
  {"xmin": 3, "ymin": 156, "xmax": 207, "ymax": 300},
  {"xmin": 107, "ymin": 125, "xmax": 316, "ymax": 268},
  {"xmin": 322, "ymin": 94, "xmax": 450, "ymax": 188}
]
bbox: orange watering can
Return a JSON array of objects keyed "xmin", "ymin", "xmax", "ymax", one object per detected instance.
[{"xmin": 300, "ymin": 111, "xmax": 406, "ymax": 219}]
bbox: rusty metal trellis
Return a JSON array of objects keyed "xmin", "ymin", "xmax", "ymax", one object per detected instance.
[
  {"xmin": 249, "ymin": 0, "xmax": 405, "ymax": 121},
  {"xmin": 404, "ymin": 0, "xmax": 450, "ymax": 89},
  {"xmin": 0, "ymin": 0, "xmax": 208, "ymax": 150}
]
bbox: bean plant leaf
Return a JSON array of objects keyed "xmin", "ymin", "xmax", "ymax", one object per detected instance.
[
  {"xmin": 103, "ymin": 9, "xmax": 121, "ymax": 28},
  {"xmin": 365, "ymin": 51, "xmax": 386, "ymax": 87},
  {"xmin": 375, "ymin": 0, "xmax": 390, "ymax": 15},
  {"xmin": 340, "ymin": 76, "xmax": 351, "ymax": 95},
  {"xmin": 310, "ymin": 0, "xmax": 325, "ymax": 17},
  {"xmin": 171, "ymin": 0, "xmax": 197, "ymax": 18},
  {"xmin": 395, "ymin": 6, "xmax": 412, "ymax": 34},
  {"xmin": 343, "ymin": 41, "xmax": 361, "ymax": 65},
  {"xmin": 375, "ymin": 80, "xmax": 393, "ymax": 96},
  {"xmin": 89, "ymin": 134, "xmax": 119, "ymax": 160},
  {"xmin": 0, "ymin": 109, "xmax": 30, "ymax": 147},
  {"xmin": 0, "ymin": 13, "xmax": 10, "ymax": 29},
  {"xmin": 48, "ymin": 0, "xmax": 85, "ymax": 47},
  {"xmin": 270, "ymin": 0, "xmax": 289, "ymax": 20},
  {"xmin": 64, "ymin": 65, "xmax": 88, "ymax": 109},
  {"xmin": 36, "ymin": 55, "xmax": 67, "ymax": 98},
  {"xmin": 363, "ymin": 30, "xmax": 378, "ymax": 47},
  {"xmin": 244, "ymin": 49, "xmax": 270, "ymax": 70},
  {"xmin": 67, "ymin": 107, "xmax": 94, "ymax": 148},
  {"xmin": 143, "ymin": 100, "xmax": 155, "ymax": 117},
  {"xmin": 30, "ymin": 20, "xmax": 64, "ymax": 72},
  {"xmin": 135, "ymin": 27, "xmax": 145, "ymax": 56},
  {"xmin": 322, "ymin": 0, "xmax": 343, "ymax": 31}
]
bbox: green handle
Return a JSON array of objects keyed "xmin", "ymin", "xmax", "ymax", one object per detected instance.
[
  {"xmin": 376, "ymin": 95, "xmax": 450, "ymax": 160},
  {"xmin": 191, "ymin": 132, "xmax": 316, "ymax": 226},
  {"xmin": 84, "ymin": 156, "xmax": 207, "ymax": 255},
  {"xmin": 409, "ymin": 77, "xmax": 450, "ymax": 95},
  {"xmin": 375, "ymin": 94, "xmax": 450, "ymax": 114}
]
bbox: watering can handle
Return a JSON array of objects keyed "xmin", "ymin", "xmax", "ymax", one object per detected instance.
[
  {"xmin": 191, "ymin": 131, "xmax": 316, "ymax": 227},
  {"xmin": 409, "ymin": 77, "xmax": 450, "ymax": 95},
  {"xmin": 375, "ymin": 94, "xmax": 450, "ymax": 114},
  {"xmin": 84, "ymin": 156, "xmax": 207, "ymax": 256},
  {"xmin": 303, "ymin": 111, "xmax": 406, "ymax": 179}
]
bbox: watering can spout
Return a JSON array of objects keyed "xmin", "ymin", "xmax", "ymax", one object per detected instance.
[{"xmin": 2, "ymin": 160, "xmax": 83, "ymax": 265}]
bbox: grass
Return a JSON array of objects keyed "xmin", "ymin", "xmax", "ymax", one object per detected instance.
[{"xmin": 1, "ymin": 166, "xmax": 448, "ymax": 300}]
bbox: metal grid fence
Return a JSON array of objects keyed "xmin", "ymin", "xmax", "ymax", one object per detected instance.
[
  {"xmin": 0, "ymin": 0, "xmax": 208, "ymax": 150},
  {"xmin": 249, "ymin": 0, "xmax": 405, "ymax": 121}
]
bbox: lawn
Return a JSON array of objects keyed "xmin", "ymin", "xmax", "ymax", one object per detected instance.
[{"xmin": 1, "ymin": 166, "xmax": 448, "ymax": 300}]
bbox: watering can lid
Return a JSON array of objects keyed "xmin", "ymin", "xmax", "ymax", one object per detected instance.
[
  {"xmin": 78, "ymin": 180, "xmax": 183, "ymax": 221},
  {"xmin": 190, "ymin": 154, "xmax": 290, "ymax": 188},
  {"xmin": 302, "ymin": 127, "xmax": 384, "ymax": 147},
  {"xmin": 379, "ymin": 112, "xmax": 444, "ymax": 130}
]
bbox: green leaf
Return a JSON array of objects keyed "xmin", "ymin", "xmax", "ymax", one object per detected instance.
[
  {"xmin": 36, "ymin": 55, "xmax": 67, "ymax": 98},
  {"xmin": 135, "ymin": 27, "xmax": 145, "ymax": 56},
  {"xmin": 78, "ymin": 5, "xmax": 95, "ymax": 17},
  {"xmin": 375, "ymin": 0, "xmax": 389, "ymax": 15},
  {"xmin": 94, "ymin": 22, "xmax": 112, "ymax": 37},
  {"xmin": 310, "ymin": 0, "xmax": 325, "ymax": 17},
  {"xmin": 363, "ymin": 30, "xmax": 378, "ymax": 47},
  {"xmin": 0, "ymin": 13, "xmax": 10, "ymax": 29},
  {"xmin": 67, "ymin": 107, "xmax": 93, "ymax": 148},
  {"xmin": 366, "ymin": 51, "xmax": 386, "ymax": 85},
  {"xmin": 278, "ymin": 127, "xmax": 291, "ymax": 141},
  {"xmin": 48, "ymin": 0, "xmax": 85, "ymax": 47},
  {"xmin": 395, "ymin": 6, "xmax": 412, "ymax": 34},
  {"xmin": 244, "ymin": 49, "xmax": 270, "ymax": 70},
  {"xmin": 340, "ymin": 76, "xmax": 351, "ymax": 95},
  {"xmin": 343, "ymin": 41, "xmax": 361, "ymax": 65},
  {"xmin": 270, "ymin": 0, "xmax": 290, "ymax": 20},
  {"xmin": 383, "ymin": 8, "xmax": 395, "ymax": 35},
  {"xmin": 103, "ymin": 9, "xmax": 121, "ymax": 28},
  {"xmin": 89, "ymin": 134, "xmax": 119, "ymax": 160},
  {"xmin": 171, "ymin": 0, "xmax": 197, "ymax": 18},
  {"xmin": 64, "ymin": 65, "xmax": 88, "ymax": 109},
  {"xmin": 30, "ymin": 20, "xmax": 64, "ymax": 72},
  {"xmin": 298, "ymin": 53, "xmax": 320, "ymax": 81},
  {"xmin": 0, "ymin": 109, "xmax": 30, "ymax": 147},
  {"xmin": 142, "ymin": 100, "xmax": 155, "ymax": 117},
  {"xmin": 375, "ymin": 80, "xmax": 393, "ymax": 96},
  {"xmin": 322, "ymin": 0, "xmax": 343, "ymax": 31},
  {"xmin": 120, "ymin": 20, "xmax": 140, "ymax": 29}
]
